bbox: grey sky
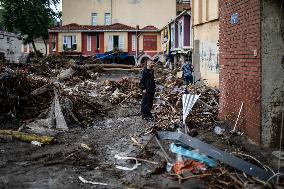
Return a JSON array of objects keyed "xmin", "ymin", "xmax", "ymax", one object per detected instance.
[{"xmin": 52, "ymin": 0, "xmax": 62, "ymax": 12}]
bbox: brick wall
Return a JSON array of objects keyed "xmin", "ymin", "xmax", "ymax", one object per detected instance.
[{"xmin": 219, "ymin": 0, "xmax": 262, "ymax": 143}]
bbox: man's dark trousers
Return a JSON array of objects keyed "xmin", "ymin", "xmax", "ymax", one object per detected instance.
[
  {"xmin": 184, "ymin": 75, "xmax": 193, "ymax": 85},
  {"xmin": 141, "ymin": 92, "xmax": 155, "ymax": 117}
]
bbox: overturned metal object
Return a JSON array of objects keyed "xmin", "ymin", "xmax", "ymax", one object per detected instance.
[{"xmin": 156, "ymin": 131, "xmax": 274, "ymax": 181}]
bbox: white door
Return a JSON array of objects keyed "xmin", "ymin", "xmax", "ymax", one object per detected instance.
[
  {"xmin": 67, "ymin": 36, "xmax": 72, "ymax": 49},
  {"xmin": 119, "ymin": 36, "xmax": 124, "ymax": 50}
]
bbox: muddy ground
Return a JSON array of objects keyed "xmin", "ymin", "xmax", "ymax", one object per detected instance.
[{"xmin": 0, "ymin": 66, "xmax": 283, "ymax": 189}]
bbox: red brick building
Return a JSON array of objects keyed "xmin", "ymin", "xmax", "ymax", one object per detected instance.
[{"xmin": 219, "ymin": 0, "xmax": 284, "ymax": 148}]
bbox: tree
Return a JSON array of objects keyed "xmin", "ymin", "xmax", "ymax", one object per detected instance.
[
  {"xmin": 0, "ymin": 8, "xmax": 4, "ymax": 28},
  {"xmin": 0, "ymin": 0, "xmax": 59, "ymax": 56}
]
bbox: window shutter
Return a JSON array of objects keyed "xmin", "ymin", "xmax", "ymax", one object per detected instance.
[
  {"xmin": 132, "ymin": 35, "xmax": 136, "ymax": 51},
  {"xmin": 119, "ymin": 36, "xmax": 124, "ymax": 50},
  {"xmin": 67, "ymin": 37, "xmax": 72, "ymax": 49},
  {"xmin": 108, "ymin": 35, "xmax": 113, "ymax": 51},
  {"xmin": 87, "ymin": 35, "xmax": 92, "ymax": 51},
  {"xmin": 72, "ymin": 36, "xmax": 77, "ymax": 44}
]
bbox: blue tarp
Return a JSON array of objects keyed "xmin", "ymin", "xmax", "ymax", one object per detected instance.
[
  {"xmin": 96, "ymin": 52, "xmax": 129, "ymax": 60},
  {"xmin": 170, "ymin": 143, "xmax": 218, "ymax": 167}
]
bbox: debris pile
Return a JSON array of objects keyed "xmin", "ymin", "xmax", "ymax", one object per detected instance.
[
  {"xmin": 97, "ymin": 77, "xmax": 141, "ymax": 104},
  {"xmin": 186, "ymin": 85, "xmax": 220, "ymax": 128},
  {"xmin": 148, "ymin": 75, "xmax": 219, "ymax": 133},
  {"xmin": 0, "ymin": 67, "xmax": 53, "ymax": 125},
  {"xmin": 0, "ymin": 63, "xmax": 107, "ymax": 130},
  {"xmin": 1, "ymin": 59, "xmax": 282, "ymax": 189}
]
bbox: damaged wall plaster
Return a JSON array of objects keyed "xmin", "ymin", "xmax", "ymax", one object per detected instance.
[
  {"xmin": 193, "ymin": 21, "xmax": 219, "ymax": 88},
  {"xmin": 261, "ymin": 0, "xmax": 284, "ymax": 148}
]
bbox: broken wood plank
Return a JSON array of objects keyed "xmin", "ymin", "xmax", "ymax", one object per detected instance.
[
  {"xmin": 31, "ymin": 83, "xmax": 53, "ymax": 96},
  {"xmin": 0, "ymin": 130, "xmax": 55, "ymax": 144},
  {"xmin": 198, "ymin": 99, "xmax": 215, "ymax": 110},
  {"xmin": 54, "ymin": 90, "xmax": 68, "ymax": 130}
]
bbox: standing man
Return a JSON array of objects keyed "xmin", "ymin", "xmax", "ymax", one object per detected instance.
[
  {"xmin": 182, "ymin": 60, "xmax": 194, "ymax": 85},
  {"xmin": 139, "ymin": 60, "xmax": 156, "ymax": 120}
]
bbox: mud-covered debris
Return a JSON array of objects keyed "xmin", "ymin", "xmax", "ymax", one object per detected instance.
[
  {"xmin": 0, "ymin": 130, "xmax": 55, "ymax": 144},
  {"xmin": 78, "ymin": 176, "xmax": 108, "ymax": 186}
]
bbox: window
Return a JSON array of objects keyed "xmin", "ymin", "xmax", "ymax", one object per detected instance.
[
  {"xmin": 92, "ymin": 13, "xmax": 97, "ymax": 26},
  {"xmin": 170, "ymin": 24, "xmax": 175, "ymax": 49},
  {"xmin": 87, "ymin": 35, "xmax": 92, "ymax": 51},
  {"xmin": 63, "ymin": 35, "xmax": 77, "ymax": 51},
  {"xmin": 132, "ymin": 34, "xmax": 136, "ymax": 51},
  {"xmin": 107, "ymin": 35, "xmax": 124, "ymax": 51},
  {"xmin": 52, "ymin": 35, "xmax": 56, "ymax": 51},
  {"xmin": 178, "ymin": 21, "xmax": 183, "ymax": 48},
  {"xmin": 105, "ymin": 13, "xmax": 111, "ymax": 25},
  {"xmin": 96, "ymin": 35, "xmax": 100, "ymax": 50}
]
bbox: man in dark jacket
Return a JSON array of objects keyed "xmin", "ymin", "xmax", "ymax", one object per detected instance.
[
  {"xmin": 139, "ymin": 60, "xmax": 156, "ymax": 120},
  {"xmin": 182, "ymin": 61, "xmax": 194, "ymax": 85}
]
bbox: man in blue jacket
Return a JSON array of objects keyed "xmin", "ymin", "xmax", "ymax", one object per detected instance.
[{"xmin": 139, "ymin": 60, "xmax": 156, "ymax": 120}]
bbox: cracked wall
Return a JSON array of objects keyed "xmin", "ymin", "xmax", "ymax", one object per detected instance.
[{"xmin": 261, "ymin": 0, "xmax": 284, "ymax": 148}]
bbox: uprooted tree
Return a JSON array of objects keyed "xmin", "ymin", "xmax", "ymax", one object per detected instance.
[{"xmin": 0, "ymin": 0, "xmax": 60, "ymax": 56}]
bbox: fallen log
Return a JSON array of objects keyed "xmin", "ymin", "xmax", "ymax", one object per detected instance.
[
  {"xmin": 102, "ymin": 68, "xmax": 141, "ymax": 72},
  {"xmin": 0, "ymin": 130, "xmax": 55, "ymax": 144},
  {"xmin": 73, "ymin": 64, "xmax": 134, "ymax": 69}
]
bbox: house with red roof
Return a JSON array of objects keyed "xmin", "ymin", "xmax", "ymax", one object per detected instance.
[{"xmin": 48, "ymin": 23, "xmax": 161, "ymax": 61}]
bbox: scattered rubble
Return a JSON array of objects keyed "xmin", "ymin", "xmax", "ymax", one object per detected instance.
[{"xmin": 0, "ymin": 58, "xmax": 283, "ymax": 189}]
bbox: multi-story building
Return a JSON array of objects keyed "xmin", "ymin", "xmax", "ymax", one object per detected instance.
[
  {"xmin": 62, "ymin": 0, "xmax": 176, "ymax": 29},
  {"xmin": 161, "ymin": 10, "xmax": 193, "ymax": 68},
  {"xmin": 191, "ymin": 0, "xmax": 219, "ymax": 88}
]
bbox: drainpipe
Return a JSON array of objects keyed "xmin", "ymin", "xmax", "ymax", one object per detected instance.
[
  {"xmin": 111, "ymin": 0, "xmax": 113, "ymax": 24},
  {"xmin": 135, "ymin": 25, "xmax": 139, "ymax": 66}
]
